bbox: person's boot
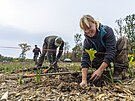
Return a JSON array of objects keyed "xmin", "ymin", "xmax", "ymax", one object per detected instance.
[
  {"xmin": 113, "ymin": 71, "xmax": 122, "ymax": 81},
  {"xmin": 35, "ymin": 60, "xmax": 38, "ymax": 65},
  {"xmin": 36, "ymin": 62, "xmax": 42, "ymax": 69},
  {"xmin": 113, "ymin": 68, "xmax": 129, "ymax": 81},
  {"xmin": 121, "ymin": 69, "xmax": 130, "ymax": 79},
  {"xmin": 54, "ymin": 64, "xmax": 58, "ymax": 72}
]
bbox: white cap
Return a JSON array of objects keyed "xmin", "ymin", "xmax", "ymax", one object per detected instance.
[{"xmin": 54, "ymin": 37, "xmax": 63, "ymax": 47}]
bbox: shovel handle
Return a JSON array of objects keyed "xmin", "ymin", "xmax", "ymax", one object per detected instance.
[{"xmin": 23, "ymin": 74, "xmax": 35, "ymax": 77}]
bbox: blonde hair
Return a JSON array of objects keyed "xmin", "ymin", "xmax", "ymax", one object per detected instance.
[{"xmin": 80, "ymin": 15, "xmax": 99, "ymax": 30}]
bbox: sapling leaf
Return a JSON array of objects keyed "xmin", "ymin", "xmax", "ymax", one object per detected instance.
[{"xmin": 85, "ymin": 48, "xmax": 97, "ymax": 61}]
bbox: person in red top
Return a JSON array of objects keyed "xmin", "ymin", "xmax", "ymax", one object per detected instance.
[{"xmin": 33, "ymin": 45, "xmax": 41, "ymax": 64}]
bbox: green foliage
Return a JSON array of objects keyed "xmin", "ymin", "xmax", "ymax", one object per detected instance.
[
  {"xmin": 128, "ymin": 55, "xmax": 135, "ymax": 77},
  {"xmin": 18, "ymin": 77, "xmax": 23, "ymax": 84},
  {"xmin": 128, "ymin": 54, "xmax": 135, "ymax": 68},
  {"xmin": 0, "ymin": 54, "xmax": 13, "ymax": 62},
  {"xmin": 35, "ymin": 74, "xmax": 41, "ymax": 83},
  {"xmin": 124, "ymin": 14, "xmax": 135, "ymax": 43},
  {"xmin": 115, "ymin": 14, "xmax": 135, "ymax": 49},
  {"xmin": 108, "ymin": 68, "xmax": 114, "ymax": 84},
  {"xmin": 18, "ymin": 43, "xmax": 31, "ymax": 59},
  {"xmin": 72, "ymin": 33, "xmax": 83, "ymax": 62},
  {"xmin": 35, "ymin": 72, "xmax": 41, "ymax": 82},
  {"xmin": 59, "ymin": 62, "xmax": 81, "ymax": 71},
  {"xmin": 115, "ymin": 18, "xmax": 125, "ymax": 39},
  {"xmin": 102, "ymin": 68, "xmax": 114, "ymax": 84},
  {"xmin": 74, "ymin": 33, "xmax": 82, "ymax": 45},
  {"xmin": 0, "ymin": 62, "xmax": 35, "ymax": 73},
  {"xmin": 72, "ymin": 43, "xmax": 82, "ymax": 62},
  {"xmin": 128, "ymin": 68, "xmax": 134, "ymax": 78},
  {"xmin": 19, "ymin": 58, "xmax": 25, "ymax": 62},
  {"xmin": 64, "ymin": 42, "xmax": 70, "ymax": 58},
  {"xmin": 34, "ymin": 69, "xmax": 42, "ymax": 83},
  {"xmin": 1, "ymin": 64, "xmax": 22, "ymax": 73},
  {"xmin": 85, "ymin": 48, "xmax": 97, "ymax": 61}
]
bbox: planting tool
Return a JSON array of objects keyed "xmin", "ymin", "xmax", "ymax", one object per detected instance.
[
  {"xmin": 23, "ymin": 71, "xmax": 82, "ymax": 78},
  {"xmin": 42, "ymin": 66, "xmax": 52, "ymax": 74}
]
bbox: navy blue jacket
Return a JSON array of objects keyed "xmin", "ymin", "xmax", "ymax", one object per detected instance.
[
  {"xmin": 81, "ymin": 24, "xmax": 116, "ymax": 68},
  {"xmin": 33, "ymin": 47, "xmax": 41, "ymax": 55}
]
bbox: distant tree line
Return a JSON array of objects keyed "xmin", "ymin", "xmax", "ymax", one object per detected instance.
[
  {"xmin": 1, "ymin": 14, "xmax": 134, "ymax": 62},
  {"xmin": 115, "ymin": 14, "xmax": 135, "ymax": 50},
  {"xmin": 0, "ymin": 54, "xmax": 13, "ymax": 62}
]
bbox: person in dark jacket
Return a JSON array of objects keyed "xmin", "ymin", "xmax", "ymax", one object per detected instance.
[
  {"xmin": 33, "ymin": 45, "xmax": 41, "ymax": 64},
  {"xmin": 79, "ymin": 15, "xmax": 129, "ymax": 87},
  {"xmin": 37, "ymin": 35, "xmax": 64, "ymax": 70}
]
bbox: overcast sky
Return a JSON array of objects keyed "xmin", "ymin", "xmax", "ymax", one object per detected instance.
[{"xmin": 0, "ymin": 0, "xmax": 134, "ymax": 59}]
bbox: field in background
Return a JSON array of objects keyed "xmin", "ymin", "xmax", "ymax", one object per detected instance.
[{"xmin": 0, "ymin": 61, "xmax": 135, "ymax": 100}]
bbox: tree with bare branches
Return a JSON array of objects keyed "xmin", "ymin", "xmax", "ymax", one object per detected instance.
[{"xmin": 18, "ymin": 43, "xmax": 31, "ymax": 59}]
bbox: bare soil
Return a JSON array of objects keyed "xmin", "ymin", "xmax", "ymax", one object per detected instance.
[{"xmin": 0, "ymin": 66, "xmax": 135, "ymax": 101}]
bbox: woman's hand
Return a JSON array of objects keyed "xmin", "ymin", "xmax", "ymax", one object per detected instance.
[
  {"xmin": 90, "ymin": 62, "xmax": 108, "ymax": 81},
  {"xmin": 80, "ymin": 80, "xmax": 87, "ymax": 87},
  {"xmin": 80, "ymin": 68, "xmax": 88, "ymax": 87},
  {"xmin": 90, "ymin": 69, "xmax": 103, "ymax": 81}
]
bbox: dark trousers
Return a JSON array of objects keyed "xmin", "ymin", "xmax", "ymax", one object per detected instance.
[
  {"xmin": 37, "ymin": 42, "xmax": 57, "ymax": 68},
  {"xmin": 92, "ymin": 37, "xmax": 129, "ymax": 72},
  {"xmin": 33, "ymin": 55, "xmax": 38, "ymax": 61},
  {"xmin": 114, "ymin": 37, "xmax": 129, "ymax": 71}
]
